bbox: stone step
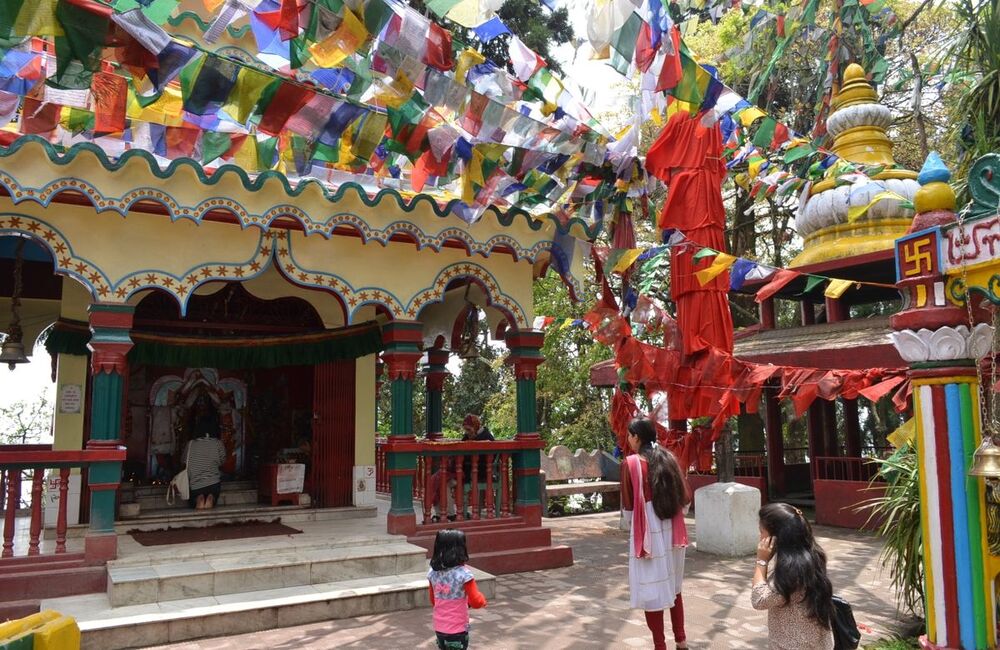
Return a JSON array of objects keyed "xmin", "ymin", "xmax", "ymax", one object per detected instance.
[
  {"xmin": 115, "ymin": 504, "xmax": 375, "ymax": 533},
  {"xmin": 45, "ymin": 570, "xmax": 496, "ymax": 650},
  {"xmin": 107, "ymin": 542, "xmax": 429, "ymax": 607},
  {"xmin": 126, "ymin": 481, "xmax": 256, "ymax": 500},
  {"xmin": 133, "ymin": 488, "xmax": 259, "ymax": 512}
]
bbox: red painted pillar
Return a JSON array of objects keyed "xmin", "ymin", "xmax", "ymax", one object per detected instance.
[
  {"xmin": 764, "ymin": 387, "xmax": 785, "ymax": 497},
  {"xmin": 825, "ymin": 296, "xmax": 849, "ymax": 323},
  {"xmin": 843, "ymin": 398, "xmax": 862, "ymax": 458},
  {"xmin": 806, "ymin": 402, "xmax": 823, "ymax": 480},
  {"xmin": 801, "ymin": 302, "xmax": 816, "ymax": 326},
  {"xmin": 822, "ymin": 400, "xmax": 839, "ymax": 457},
  {"xmin": 759, "ymin": 298, "xmax": 776, "ymax": 330}
]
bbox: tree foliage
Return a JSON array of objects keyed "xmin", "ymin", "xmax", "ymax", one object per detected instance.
[{"xmin": 0, "ymin": 397, "xmax": 53, "ymax": 445}]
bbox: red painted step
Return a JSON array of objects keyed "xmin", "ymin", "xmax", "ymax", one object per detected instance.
[
  {"xmin": 466, "ymin": 545, "xmax": 574, "ymax": 575},
  {"xmin": 0, "ymin": 552, "xmax": 86, "ymax": 567},
  {"xmin": 0, "ymin": 599, "xmax": 40, "ymax": 622},
  {"xmin": 0, "ymin": 565, "xmax": 107, "ymax": 601},
  {"xmin": 410, "ymin": 526, "xmax": 553, "ymax": 555}
]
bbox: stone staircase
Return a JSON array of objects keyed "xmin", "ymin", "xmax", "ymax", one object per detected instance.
[
  {"xmin": 42, "ymin": 516, "xmax": 496, "ymax": 649},
  {"xmin": 0, "ymin": 553, "xmax": 107, "ymax": 621}
]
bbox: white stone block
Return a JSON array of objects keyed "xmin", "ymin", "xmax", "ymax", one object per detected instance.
[
  {"xmin": 694, "ymin": 482, "xmax": 761, "ymax": 557},
  {"xmin": 353, "ymin": 465, "xmax": 376, "ymax": 507}
]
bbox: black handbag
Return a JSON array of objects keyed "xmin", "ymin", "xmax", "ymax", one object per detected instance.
[{"xmin": 831, "ymin": 595, "xmax": 860, "ymax": 650}]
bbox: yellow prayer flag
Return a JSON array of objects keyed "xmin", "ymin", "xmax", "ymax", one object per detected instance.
[
  {"xmin": 694, "ymin": 252, "xmax": 736, "ymax": 285},
  {"xmin": 222, "ymin": 69, "xmax": 274, "ymax": 125},
  {"xmin": 847, "ymin": 191, "xmax": 905, "ymax": 223},
  {"xmin": 455, "ymin": 48, "xmax": 486, "ymax": 84},
  {"xmin": 824, "ymin": 278, "xmax": 855, "ymax": 299},
  {"xmin": 14, "ymin": 0, "xmax": 64, "ymax": 37},
  {"xmin": 203, "ymin": 0, "xmax": 226, "ymax": 11},
  {"xmin": 887, "ymin": 418, "xmax": 915, "ymax": 449},
  {"xmin": 127, "ymin": 86, "xmax": 184, "ymax": 126},
  {"xmin": 234, "ymin": 135, "xmax": 258, "ymax": 171},
  {"xmin": 738, "ymin": 107, "xmax": 766, "ymax": 127},
  {"xmin": 309, "ymin": 7, "xmax": 369, "ymax": 68},
  {"xmin": 747, "ymin": 157, "xmax": 764, "ymax": 179},
  {"xmin": 560, "ymin": 318, "xmax": 574, "ymax": 329},
  {"xmin": 447, "ymin": 0, "xmax": 489, "ymax": 27},
  {"xmin": 374, "ymin": 70, "xmax": 415, "ymax": 109},
  {"xmin": 612, "ymin": 249, "xmax": 644, "ymax": 274}
]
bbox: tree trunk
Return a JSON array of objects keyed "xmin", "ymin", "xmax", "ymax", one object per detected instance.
[{"xmin": 717, "ymin": 430, "xmax": 735, "ymax": 483}]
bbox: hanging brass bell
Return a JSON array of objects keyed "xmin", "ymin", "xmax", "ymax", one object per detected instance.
[{"xmin": 970, "ymin": 436, "xmax": 1000, "ymax": 480}]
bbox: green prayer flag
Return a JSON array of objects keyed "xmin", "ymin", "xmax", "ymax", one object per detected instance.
[
  {"xmin": 693, "ymin": 247, "xmax": 717, "ymax": 261},
  {"xmin": 363, "ymin": 0, "xmax": 394, "ymax": 35},
  {"xmin": 426, "ymin": 0, "xmax": 463, "ymax": 17},
  {"xmin": 289, "ymin": 36, "xmax": 308, "ymax": 70},
  {"xmin": 610, "ymin": 11, "xmax": 642, "ymax": 76},
  {"xmin": 256, "ymin": 136, "xmax": 278, "ymax": 170},
  {"xmin": 801, "ymin": 275, "xmax": 825, "ymax": 293},
  {"xmin": 313, "ymin": 141, "xmax": 339, "ymax": 163},
  {"xmin": 752, "ymin": 118, "xmax": 777, "ymax": 148},
  {"xmin": 65, "ymin": 107, "xmax": 94, "ymax": 133},
  {"xmin": 54, "ymin": 0, "xmax": 109, "ymax": 89},
  {"xmin": 783, "ymin": 144, "xmax": 814, "ymax": 163},
  {"xmin": 201, "ymin": 131, "xmax": 232, "ymax": 164},
  {"xmin": 113, "ymin": 0, "xmax": 177, "ymax": 26}
]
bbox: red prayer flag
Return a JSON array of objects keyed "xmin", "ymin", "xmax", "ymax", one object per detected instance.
[
  {"xmin": 165, "ymin": 126, "xmax": 200, "ymax": 158},
  {"xmin": 91, "ymin": 71, "xmax": 127, "ymax": 133},
  {"xmin": 20, "ymin": 98, "xmax": 59, "ymax": 134},
  {"xmin": 278, "ymin": 0, "xmax": 301, "ymax": 41},
  {"xmin": 655, "ymin": 27, "xmax": 683, "ymax": 92},
  {"xmin": 423, "ymin": 22, "xmax": 454, "ymax": 71},
  {"xmin": 635, "ymin": 22, "xmax": 655, "ymax": 73},
  {"xmin": 754, "ymin": 269, "xmax": 799, "ymax": 303},
  {"xmin": 258, "ymin": 83, "xmax": 314, "ymax": 136},
  {"xmin": 770, "ymin": 122, "xmax": 790, "ymax": 149},
  {"xmin": 411, "ymin": 148, "xmax": 449, "ymax": 193}
]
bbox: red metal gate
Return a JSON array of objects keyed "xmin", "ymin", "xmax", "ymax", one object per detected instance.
[{"xmin": 312, "ymin": 360, "xmax": 355, "ymax": 507}]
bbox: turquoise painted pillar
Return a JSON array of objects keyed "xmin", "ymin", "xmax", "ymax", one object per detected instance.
[
  {"xmin": 85, "ymin": 303, "xmax": 134, "ymax": 562},
  {"xmin": 505, "ymin": 329, "xmax": 545, "ymax": 527},
  {"xmin": 424, "ymin": 348, "xmax": 449, "ymax": 440},
  {"xmin": 382, "ymin": 320, "xmax": 423, "ymax": 535}
]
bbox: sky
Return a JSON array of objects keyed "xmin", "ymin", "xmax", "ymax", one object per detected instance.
[{"xmin": 0, "ymin": 346, "xmax": 55, "ymax": 409}]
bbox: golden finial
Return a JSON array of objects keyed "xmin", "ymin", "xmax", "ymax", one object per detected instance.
[{"xmin": 832, "ymin": 63, "xmax": 878, "ymax": 112}]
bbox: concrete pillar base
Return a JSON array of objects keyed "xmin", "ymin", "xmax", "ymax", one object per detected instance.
[{"xmin": 694, "ymin": 482, "xmax": 761, "ymax": 557}]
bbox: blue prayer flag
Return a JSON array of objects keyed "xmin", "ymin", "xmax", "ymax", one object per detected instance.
[{"xmin": 472, "ymin": 17, "xmax": 510, "ymax": 42}]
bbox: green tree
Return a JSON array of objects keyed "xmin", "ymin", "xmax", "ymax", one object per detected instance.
[
  {"xmin": 406, "ymin": 0, "xmax": 574, "ymax": 74},
  {"xmin": 0, "ymin": 396, "xmax": 53, "ymax": 444}
]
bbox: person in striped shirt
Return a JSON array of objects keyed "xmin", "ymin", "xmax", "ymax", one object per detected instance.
[{"xmin": 182, "ymin": 429, "xmax": 227, "ymax": 510}]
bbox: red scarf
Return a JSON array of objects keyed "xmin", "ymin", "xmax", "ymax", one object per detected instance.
[{"xmin": 627, "ymin": 454, "xmax": 651, "ymax": 558}]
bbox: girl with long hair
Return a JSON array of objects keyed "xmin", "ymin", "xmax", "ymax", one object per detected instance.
[
  {"xmin": 752, "ymin": 502, "xmax": 834, "ymax": 649},
  {"xmin": 621, "ymin": 418, "xmax": 691, "ymax": 650}
]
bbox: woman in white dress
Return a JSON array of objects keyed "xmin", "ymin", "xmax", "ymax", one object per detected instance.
[{"xmin": 621, "ymin": 419, "xmax": 690, "ymax": 650}]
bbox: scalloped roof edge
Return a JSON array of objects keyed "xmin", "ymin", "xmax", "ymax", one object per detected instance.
[{"xmin": 0, "ymin": 135, "xmax": 602, "ymax": 239}]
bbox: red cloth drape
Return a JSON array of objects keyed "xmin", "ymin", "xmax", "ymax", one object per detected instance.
[{"xmin": 646, "ymin": 111, "xmax": 735, "ymax": 420}]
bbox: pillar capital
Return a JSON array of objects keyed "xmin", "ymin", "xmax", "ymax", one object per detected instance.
[
  {"xmin": 87, "ymin": 303, "xmax": 134, "ymax": 375},
  {"xmin": 505, "ymin": 329, "xmax": 545, "ymax": 380},
  {"xmin": 381, "ymin": 320, "xmax": 423, "ymax": 381}
]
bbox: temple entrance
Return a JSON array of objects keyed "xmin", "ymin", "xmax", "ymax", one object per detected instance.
[{"xmin": 122, "ymin": 283, "xmax": 344, "ymax": 507}]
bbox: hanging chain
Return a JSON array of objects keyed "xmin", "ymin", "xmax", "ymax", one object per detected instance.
[
  {"xmin": 956, "ymin": 196, "xmax": 1000, "ymax": 438},
  {"xmin": 6, "ymin": 237, "xmax": 24, "ymax": 339}
]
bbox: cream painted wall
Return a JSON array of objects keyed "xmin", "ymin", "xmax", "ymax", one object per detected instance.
[
  {"xmin": 354, "ymin": 354, "xmax": 376, "ymax": 467},
  {"xmin": 52, "ymin": 278, "xmax": 92, "ymax": 452}
]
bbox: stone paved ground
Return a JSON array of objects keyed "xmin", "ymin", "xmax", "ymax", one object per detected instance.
[{"xmin": 146, "ymin": 512, "xmax": 915, "ymax": 650}]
